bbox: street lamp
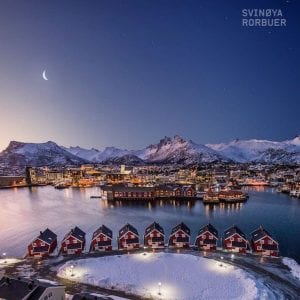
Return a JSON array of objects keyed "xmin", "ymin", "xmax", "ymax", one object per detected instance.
[
  {"xmin": 2, "ymin": 253, "xmax": 7, "ymax": 264},
  {"xmin": 231, "ymin": 254, "xmax": 235, "ymax": 259},
  {"xmin": 143, "ymin": 246, "xmax": 147, "ymax": 256},
  {"xmin": 219, "ymin": 256, "xmax": 224, "ymax": 267},
  {"xmin": 158, "ymin": 282, "xmax": 162, "ymax": 295},
  {"xmin": 70, "ymin": 265, "xmax": 74, "ymax": 277}
]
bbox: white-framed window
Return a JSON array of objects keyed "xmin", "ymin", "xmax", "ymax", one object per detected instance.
[
  {"xmin": 269, "ymin": 240, "xmax": 273, "ymax": 245},
  {"xmin": 257, "ymin": 246, "xmax": 261, "ymax": 250},
  {"xmin": 230, "ymin": 237, "xmax": 234, "ymax": 241}
]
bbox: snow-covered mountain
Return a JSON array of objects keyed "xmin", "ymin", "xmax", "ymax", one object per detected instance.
[
  {"xmin": 0, "ymin": 141, "xmax": 88, "ymax": 169},
  {"xmin": 1, "ymin": 135, "xmax": 299, "ymax": 171},
  {"xmin": 102, "ymin": 154, "xmax": 145, "ymax": 166},
  {"xmin": 136, "ymin": 135, "xmax": 223, "ymax": 164},
  {"xmin": 206, "ymin": 136, "xmax": 300, "ymax": 164},
  {"xmin": 65, "ymin": 146, "xmax": 131, "ymax": 163}
]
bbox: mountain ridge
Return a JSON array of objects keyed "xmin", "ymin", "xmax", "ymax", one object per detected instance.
[{"xmin": 1, "ymin": 135, "xmax": 299, "ymax": 170}]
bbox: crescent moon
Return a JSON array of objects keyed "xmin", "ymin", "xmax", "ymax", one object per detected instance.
[{"xmin": 42, "ymin": 70, "xmax": 48, "ymax": 81}]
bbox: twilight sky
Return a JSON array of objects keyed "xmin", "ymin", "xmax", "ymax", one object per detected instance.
[{"xmin": 0, "ymin": 0, "xmax": 299, "ymax": 151}]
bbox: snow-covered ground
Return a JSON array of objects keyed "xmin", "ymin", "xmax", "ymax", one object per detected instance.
[
  {"xmin": 282, "ymin": 257, "xmax": 300, "ymax": 280},
  {"xmin": 0, "ymin": 258, "xmax": 22, "ymax": 268},
  {"xmin": 57, "ymin": 252, "xmax": 273, "ymax": 300}
]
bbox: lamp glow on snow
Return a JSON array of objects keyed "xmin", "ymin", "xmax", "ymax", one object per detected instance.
[
  {"xmin": 70, "ymin": 265, "xmax": 74, "ymax": 277},
  {"xmin": 158, "ymin": 281, "xmax": 162, "ymax": 295},
  {"xmin": 219, "ymin": 256, "xmax": 224, "ymax": 267},
  {"xmin": 2, "ymin": 252, "xmax": 7, "ymax": 264}
]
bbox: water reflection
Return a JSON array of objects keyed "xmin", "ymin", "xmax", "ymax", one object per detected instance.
[
  {"xmin": 204, "ymin": 202, "xmax": 244, "ymax": 217},
  {"xmin": 103, "ymin": 199, "xmax": 198, "ymax": 209},
  {"xmin": 1, "ymin": 186, "xmax": 300, "ymax": 262}
]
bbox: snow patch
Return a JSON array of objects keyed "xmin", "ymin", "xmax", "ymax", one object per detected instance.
[
  {"xmin": 57, "ymin": 252, "xmax": 270, "ymax": 300},
  {"xmin": 0, "ymin": 258, "xmax": 22, "ymax": 268},
  {"xmin": 282, "ymin": 257, "xmax": 300, "ymax": 280}
]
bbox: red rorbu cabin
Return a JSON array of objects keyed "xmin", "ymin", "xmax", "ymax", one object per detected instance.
[
  {"xmin": 118, "ymin": 223, "xmax": 140, "ymax": 250},
  {"xmin": 168, "ymin": 222, "xmax": 190, "ymax": 248},
  {"xmin": 27, "ymin": 228, "xmax": 57, "ymax": 257},
  {"xmin": 195, "ymin": 223, "xmax": 218, "ymax": 251},
  {"xmin": 144, "ymin": 222, "xmax": 165, "ymax": 249},
  {"xmin": 223, "ymin": 225, "xmax": 248, "ymax": 253},
  {"xmin": 251, "ymin": 226, "xmax": 279, "ymax": 257},
  {"xmin": 60, "ymin": 226, "xmax": 86, "ymax": 255},
  {"xmin": 90, "ymin": 225, "xmax": 113, "ymax": 252}
]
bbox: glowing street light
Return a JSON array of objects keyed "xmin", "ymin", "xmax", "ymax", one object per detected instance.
[
  {"xmin": 143, "ymin": 246, "xmax": 147, "ymax": 256},
  {"xmin": 231, "ymin": 254, "xmax": 235, "ymax": 259},
  {"xmin": 70, "ymin": 265, "xmax": 74, "ymax": 277},
  {"xmin": 219, "ymin": 256, "xmax": 224, "ymax": 267},
  {"xmin": 158, "ymin": 282, "xmax": 162, "ymax": 295},
  {"xmin": 2, "ymin": 253, "xmax": 7, "ymax": 264}
]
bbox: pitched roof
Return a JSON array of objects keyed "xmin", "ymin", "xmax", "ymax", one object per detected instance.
[
  {"xmin": 224, "ymin": 225, "xmax": 246, "ymax": 240},
  {"xmin": 251, "ymin": 226, "xmax": 277, "ymax": 243},
  {"xmin": 171, "ymin": 222, "xmax": 190, "ymax": 235},
  {"xmin": 197, "ymin": 223, "xmax": 218, "ymax": 238},
  {"xmin": 0, "ymin": 277, "xmax": 63, "ymax": 300},
  {"xmin": 38, "ymin": 228, "xmax": 57, "ymax": 244},
  {"xmin": 0, "ymin": 277, "xmax": 35, "ymax": 300},
  {"xmin": 92, "ymin": 225, "xmax": 113, "ymax": 239},
  {"xmin": 145, "ymin": 222, "xmax": 164, "ymax": 235},
  {"xmin": 65, "ymin": 226, "xmax": 86, "ymax": 242},
  {"xmin": 119, "ymin": 223, "xmax": 139, "ymax": 237}
]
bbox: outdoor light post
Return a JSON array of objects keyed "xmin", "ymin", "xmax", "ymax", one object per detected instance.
[
  {"xmin": 2, "ymin": 252, "xmax": 7, "ymax": 264},
  {"xmin": 219, "ymin": 256, "xmax": 224, "ymax": 267},
  {"xmin": 158, "ymin": 281, "xmax": 162, "ymax": 295},
  {"xmin": 70, "ymin": 265, "xmax": 74, "ymax": 277},
  {"xmin": 143, "ymin": 246, "xmax": 147, "ymax": 256}
]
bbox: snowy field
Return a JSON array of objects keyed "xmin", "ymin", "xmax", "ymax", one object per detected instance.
[
  {"xmin": 282, "ymin": 257, "xmax": 300, "ymax": 280},
  {"xmin": 57, "ymin": 252, "xmax": 273, "ymax": 300},
  {"xmin": 0, "ymin": 258, "xmax": 23, "ymax": 268}
]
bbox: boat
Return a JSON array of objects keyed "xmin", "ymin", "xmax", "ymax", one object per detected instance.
[
  {"xmin": 218, "ymin": 190, "xmax": 247, "ymax": 203},
  {"xmin": 203, "ymin": 191, "xmax": 220, "ymax": 204},
  {"xmin": 54, "ymin": 182, "xmax": 71, "ymax": 189},
  {"xmin": 290, "ymin": 190, "xmax": 300, "ymax": 198},
  {"xmin": 196, "ymin": 191, "xmax": 206, "ymax": 199}
]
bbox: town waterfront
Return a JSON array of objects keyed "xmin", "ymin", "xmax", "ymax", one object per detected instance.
[{"xmin": 0, "ymin": 186, "xmax": 300, "ymax": 262}]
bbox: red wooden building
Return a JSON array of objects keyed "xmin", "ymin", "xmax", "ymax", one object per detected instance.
[
  {"xmin": 27, "ymin": 228, "xmax": 57, "ymax": 258},
  {"xmin": 118, "ymin": 223, "xmax": 140, "ymax": 250},
  {"xmin": 223, "ymin": 226, "xmax": 248, "ymax": 253},
  {"xmin": 144, "ymin": 222, "xmax": 165, "ymax": 249},
  {"xmin": 251, "ymin": 226, "xmax": 279, "ymax": 257},
  {"xmin": 195, "ymin": 223, "xmax": 218, "ymax": 251},
  {"xmin": 60, "ymin": 226, "xmax": 86, "ymax": 255},
  {"xmin": 90, "ymin": 225, "xmax": 113, "ymax": 252},
  {"xmin": 182, "ymin": 186, "xmax": 196, "ymax": 197},
  {"xmin": 168, "ymin": 222, "xmax": 190, "ymax": 248}
]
